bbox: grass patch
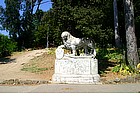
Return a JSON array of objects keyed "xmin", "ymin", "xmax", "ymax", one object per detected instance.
[
  {"xmin": 21, "ymin": 65, "xmax": 48, "ymax": 73},
  {"xmin": 21, "ymin": 49, "xmax": 55, "ymax": 75}
]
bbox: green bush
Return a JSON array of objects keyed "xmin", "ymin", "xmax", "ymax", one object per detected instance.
[
  {"xmin": 0, "ymin": 34, "xmax": 17, "ymax": 57},
  {"xmin": 96, "ymin": 48, "xmax": 122, "ymax": 61}
]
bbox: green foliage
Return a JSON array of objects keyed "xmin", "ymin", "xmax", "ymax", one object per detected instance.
[
  {"xmin": 96, "ymin": 48, "xmax": 122, "ymax": 61},
  {"xmin": 112, "ymin": 63, "xmax": 135, "ymax": 76},
  {"xmin": 137, "ymin": 63, "xmax": 140, "ymax": 73},
  {"xmin": 96, "ymin": 47, "xmax": 138, "ymax": 75},
  {"xmin": 50, "ymin": 0, "xmax": 114, "ymax": 46},
  {"xmin": 46, "ymin": 48, "xmax": 56, "ymax": 55},
  {"xmin": 0, "ymin": 0, "xmax": 44, "ymax": 49},
  {"xmin": 97, "ymin": 47, "xmax": 138, "ymax": 75},
  {"xmin": 112, "ymin": 65, "xmax": 121, "ymax": 73},
  {"xmin": 2, "ymin": 0, "xmax": 20, "ymax": 38},
  {"xmin": 0, "ymin": 34, "xmax": 17, "ymax": 57},
  {"xmin": 0, "ymin": 0, "xmax": 140, "ymax": 56},
  {"xmin": 106, "ymin": 50, "xmax": 122, "ymax": 61},
  {"xmin": 33, "ymin": 11, "xmax": 50, "ymax": 48}
]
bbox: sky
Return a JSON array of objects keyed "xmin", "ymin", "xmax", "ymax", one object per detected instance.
[{"xmin": 0, "ymin": 0, "xmax": 53, "ymax": 36}]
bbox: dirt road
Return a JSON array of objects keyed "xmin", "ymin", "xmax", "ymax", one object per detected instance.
[{"xmin": 0, "ymin": 49, "xmax": 47, "ymax": 81}]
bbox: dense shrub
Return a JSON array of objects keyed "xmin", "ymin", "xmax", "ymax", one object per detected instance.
[{"xmin": 0, "ymin": 34, "xmax": 17, "ymax": 57}]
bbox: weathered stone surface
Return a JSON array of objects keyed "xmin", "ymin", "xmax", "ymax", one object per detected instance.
[
  {"xmin": 53, "ymin": 74, "xmax": 100, "ymax": 84},
  {"xmin": 55, "ymin": 47, "xmax": 64, "ymax": 59},
  {"xmin": 52, "ymin": 56, "xmax": 100, "ymax": 84}
]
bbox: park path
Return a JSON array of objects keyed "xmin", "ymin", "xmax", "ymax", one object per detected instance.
[{"xmin": 0, "ymin": 49, "xmax": 47, "ymax": 81}]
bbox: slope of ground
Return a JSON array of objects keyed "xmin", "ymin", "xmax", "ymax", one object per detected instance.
[
  {"xmin": 0, "ymin": 48, "xmax": 139, "ymax": 85},
  {"xmin": 0, "ymin": 49, "xmax": 50, "ymax": 81}
]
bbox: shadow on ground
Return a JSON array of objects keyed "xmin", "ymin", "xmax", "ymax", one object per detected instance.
[
  {"xmin": 0, "ymin": 57, "xmax": 16, "ymax": 64},
  {"xmin": 98, "ymin": 58, "xmax": 117, "ymax": 74}
]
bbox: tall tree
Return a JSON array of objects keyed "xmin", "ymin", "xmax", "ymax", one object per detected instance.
[
  {"xmin": 134, "ymin": 0, "xmax": 140, "ymax": 47},
  {"xmin": 113, "ymin": 0, "xmax": 121, "ymax": 47},
  {"xmin": 1, "ymin": 0, "xmax": 21, "ymax": 40},
  {"xmin": 19, "ymin": 0, "xmax": 43, "ymax": 48},
  {"xmin": 51, "ymin": 0, "xmax": 114, "ymax": 46},
  {"xmin": 123, "ymin": 0, "xmax": 139, "ymax": 68},
  {"xmin": 0, "ymin": 0, "xmax": 43, "ymax": 49}
]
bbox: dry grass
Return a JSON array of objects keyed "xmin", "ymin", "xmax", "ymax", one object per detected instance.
[{"xmin": 21, "ymin": 48, "xmax": 55, "ymax": 81}]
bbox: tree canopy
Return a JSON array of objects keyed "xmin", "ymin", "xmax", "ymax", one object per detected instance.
[
  {"xmin": 0, "ymin": 0, "xmax": 140, "ymax": 48},
  {"xmin": 0, "ymin": 0, "xmax": 140, "ymax": 67}
]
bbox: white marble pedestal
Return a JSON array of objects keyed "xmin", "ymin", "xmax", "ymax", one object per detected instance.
[{"xmin": 52, "ymin": 55, "xmax": 100, "ymax": 84}]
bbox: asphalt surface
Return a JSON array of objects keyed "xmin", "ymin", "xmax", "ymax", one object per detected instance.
[{"xmin": 0, "ymin": 83, "xmax": 140, "ymax": 93}]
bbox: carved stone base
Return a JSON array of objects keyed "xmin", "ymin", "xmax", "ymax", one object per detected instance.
[
  {"xmin": 52, "ymin": 74, "xmax": 100, "ymax": 84},
  {"xmin": 52, "ymin": 56, "xmax": 100, "ymax": 84}
]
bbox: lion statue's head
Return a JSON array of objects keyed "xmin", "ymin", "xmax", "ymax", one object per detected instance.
[{"xmin": 61, "ymin": 31, "xmax": 71, "ymax": 42}]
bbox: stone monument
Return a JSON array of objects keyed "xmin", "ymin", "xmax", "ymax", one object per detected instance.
[{"xmin": 52, "ymin": 31, "xmax": 100, "ymax": 84}]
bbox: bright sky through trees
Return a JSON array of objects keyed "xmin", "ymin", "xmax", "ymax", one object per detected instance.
[{"xmin": 0, "ymin": 0, "xmax": 52, "ymax": 36}]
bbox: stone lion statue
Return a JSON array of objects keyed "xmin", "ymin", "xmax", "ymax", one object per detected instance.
[{"xmin": 58, "ymin": 31, "xmax": 96, "ymax": 57}]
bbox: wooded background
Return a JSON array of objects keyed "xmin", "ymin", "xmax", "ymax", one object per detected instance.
[{"xmin": 0, "ymin": 0, "xmax": 140, "ymax": 68}]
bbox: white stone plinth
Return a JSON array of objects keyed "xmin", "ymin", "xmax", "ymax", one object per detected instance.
[{"xmin": 52, "ymin": 56, "xmax": 100, "ymax": 84}]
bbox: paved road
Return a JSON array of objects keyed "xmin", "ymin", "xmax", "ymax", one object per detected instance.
[{"xmin": 0, "ymin": 83, "xmax": 140, "ymax": 93}]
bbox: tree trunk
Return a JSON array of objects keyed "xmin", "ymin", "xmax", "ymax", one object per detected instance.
[
  {"xmin": 113, "ymin": 0, "xmax": 121, "ymax": 47},
  {"xmin": 124, "ymin": 0, "xmax": 139, "ymax": 68}
]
